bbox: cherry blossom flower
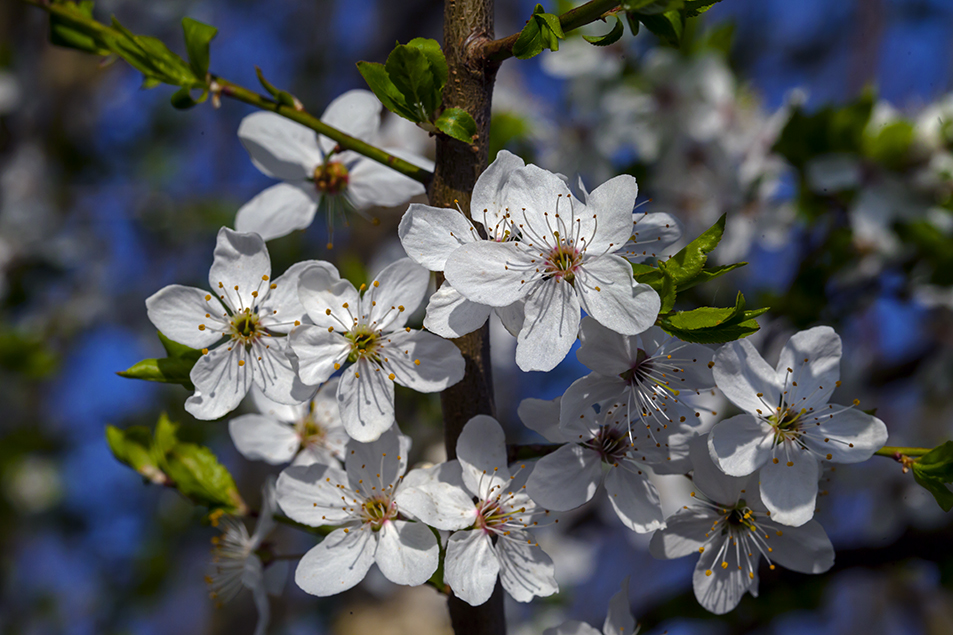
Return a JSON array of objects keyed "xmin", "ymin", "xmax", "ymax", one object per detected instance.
[
  {"xmin": 145, "ymin": 228, "xmax": 316, "ymax": 420},
  {"xmin": 206, "ymin": 477, "xmax": 286, "ymax": 635},
  {"xmin": 650, "ymin": 435, "xmax": 834, "ymax": 615},
  {"xmin": 543, "ymin": 578, "xmax": 637, "ymax": 635},
  {"xmin": 443, "ymin": 164, "xmax": 660, "ymax": 372},
  {"xmin": 522, "ymin": 398, "xmax": 666, "ymax": 533},
  {"xmin": 708, "ymin": 326, "xmax": 888, "ymax": 526},
  {"xmin": 290, "ymin": 257, "xmax": 464, "ymax": 441},
  {"xmin": 236, "ymin": 89, "xmax": 432, "ymax": 243},
  {"xmin": 275, "ymin": 427, "xmax": 439, "ymax": 596},
  {"xmin": 396, "ymin": 415, "xmax": 558, "ymax": 606},
  {"xmin": 228, "ymin": 379, "xmax": 348, "ymax": 466},
  {"xmin": 560, "ymin": 318, "xmax": 715, "ymax": 462},
  {"xmin": 398, "ymin": 149, "xmax": 527, "ymax": 339}
]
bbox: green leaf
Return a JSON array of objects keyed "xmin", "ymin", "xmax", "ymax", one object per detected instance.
[
  {"xmin": 658, "ymin": 214, "xmax": 726, "ymax": 287},
  {"xmin": 170, "ymin": 86, "xmax": 200, "ymax": 109},
  {"xmin": 356, "ymin": 60, "xmax": 420, "ymax": 122},
  {"xmin": 683, "ymin": 0, "xmax": 723, "ymax": 17},
  {"xmin": 632, "ymin": 264, "xmax": 676, "ymax": 313},
  {"xmin": 625, "ymin": 11, "xmax": 641, "ymax": 36},
  {"xmin": 117, "ymin": 357, "xmax": 196, "ymax": 388},
  {"xmin": 583, "ymin": 15, "xmax": 625, "ymax": 46},
  {"xmin": 405, "ymin": 38, "xmax": 448, "ymax": 92},
  {"xmin": 863, "ymin": 120, "xmax": 914, "ymax": 169},
  {"xmin": 912, "ymin": 441, "xmax": 953, "ymax": 512},
  {"xmin": 622, "ymin": 0, "xmax": 685, "ymax": 15},
  {"xmin": 106, "ymin": 425, "xmax": 168, "ymax": 484},
  {"xmin": 660, "ymin": 292, "xmax": 767, "ymax": 343},
  {"xmin": 181, "ymin": 17, "xmax": 217, "ymax": 79},
  {"xmin": 773, "ymin": 93, "xmax": 874, "ymax": 170},
  {"xmin": 512, "ymin": 4, "xmax": 565, "ymax": 60},
  {"xmin": 164, "ymin": 442, "xmax": 245, "ymax": 513},
  {"xmin": 49, "ymin": 1, "xmax": 110, "ymax": 55},
  {"xmin": 676, "ymin": 262, "xmax": 747, "ymax": 293},
  {"xmin": 103, "ymin": 17, "xmax": 195, "ymax": 88},
  {"xmin": 386, "ymin": 44, "xmax": 439, "ymax": 120},
  {"xmin": 434, "ymin": 107, "xmax": 478, "ymax": 144},
  {"xmin": 638, "ymin": 10, "xmax": 684, "ymax": 47},
  {"xmin": 157, "ymin": 331, "xmax": 202, "ymax": 361}
]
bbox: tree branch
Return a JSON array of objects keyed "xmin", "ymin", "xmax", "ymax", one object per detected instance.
[{"xmin": 472, "ymin": 0, "xmax": 621, "ymax": 63}]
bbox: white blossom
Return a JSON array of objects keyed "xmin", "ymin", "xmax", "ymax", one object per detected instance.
[
  {"xmin": 236, "ymin": 89, "xmax": 432, "ymax": 243},
  {"xmin": 522, "ymin": 397, "xmax": 666, "ymax": 533},
  {"xmin": 542, "ymin": 578, "xmax": 637, "ymax": 635},
  {"xmin": 276, "ymin": 426, "xmax": 439, "ymax": 596},
  {"xmin": 398, "ymin": 149, "xmax": 528, "ymax": 339},
  {"xmin": 396, "ymin": 415, "xmax": 558, "ymax": 606},
  {"xmin": 145, "ymin": 228, "xmax": 315, "ymax": 420},
  {"xmin": 206, "ymin": 477, "xmax": 286, "ymax": 635},
  {"xmin": 443, "ymin": 164, "xmax": 660, "ymax": 371},
  {"xmin": 560, "ymin": 318, "xmax": 715, "ymax": 466},
  {"xmin": 650, "ymin": 435, "xmax": 834, "ymax": 615},
  {"xmin": 290, "ymin": 257, "xmax": 465, "ymax": 442},
  {"xmin": 228, "ymin": 379, "xmax": 348, "ymax": 466},
  {"xmin": 708, "ymin": 326, "xmax": 888, "ymax": 526}
]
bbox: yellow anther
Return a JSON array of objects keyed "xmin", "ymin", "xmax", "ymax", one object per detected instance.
[
  {"xmin": 199, "ymin": 324, "xmax": 206, "ymax": 330},
  {"xmin": 238, "ymin": 360, "xmax": 245, "ymax": 367}
]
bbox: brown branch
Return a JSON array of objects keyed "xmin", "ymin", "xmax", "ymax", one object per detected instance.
[{"xmin": 472, "ymin": 0, "xmax": 621, "ymax": 63}]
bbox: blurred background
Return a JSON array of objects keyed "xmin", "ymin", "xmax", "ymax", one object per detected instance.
[{"xmin": 2, "ymin": 0, "xmax": 953, "ymax": 633}]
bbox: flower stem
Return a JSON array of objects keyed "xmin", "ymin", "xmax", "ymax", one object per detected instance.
[
  {"xmin": 474, "ymin": 0, "xmax": 622, "ymax": 63},
  {"xmin": 25, "ymin": 0, "xmax": 433, "ymax": 185},
  {"xmin": 874, "ymin": 446, "xmax": 932, "ymax": 458}
]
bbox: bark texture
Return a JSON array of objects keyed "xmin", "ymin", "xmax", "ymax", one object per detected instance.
[{"xmin": 431, "ymin": 0, "xmax": 507, "ymax": 633}]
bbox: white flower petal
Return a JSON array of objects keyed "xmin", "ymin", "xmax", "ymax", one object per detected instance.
[
  {"xmin": 759, "ymin": 453, "xmax": 819, "ymax": 527},
  {"xmin": 444, "ymin": 530, "xmax": 500, "ymax": 607},
  {"xmin": 577, "ymin": 257, "xmax": 659, "ymax": 336},
  {"xmin": 583, "ymin": 174, "xmax": 640, "ymax": 252},
  {"xmin": 803, "ymin": 407, "xmax": 888, "ymax": 463},
  {"xmin": 456, "ymin": 415, "xmax": 510, "ymax": 498},
  {"xmin": 708, "ymin": 414, "xmax": 775, "ymax": 477},
  {"xmin": 559, "ymin": 373, "xmax": 627, "ymax": 432},
  {"xmin": 208, "ymin": 228, "xmax": 272, "ymax": 311},
  {"xmin": 603, "ymin": 577, "xmax": 636, "ymax": 635},
  {"xmin": 398, "ymin": 204, "xmax": 478, "ymax": 271},
  {"xmin": 250, "ymin": 340, "xmax": 312, "ymax": 405},
  {"xmin": 713, "ymin": 339, "xmax": 782, "ymax": 415},
  {"xmin": 275, "ymin": 463, "xmax": 353, "ymax": 525},
  {"xmin": 238, "ymin": 111, "xmax": 321, "ymax": 181},
  {"xmin": 777, "ymin": 326, "xmax": 841, "ymax": 413},
  {"xmin": 576, "ymin": 316, "xmax": 638, "ymax": 375},
  {"xmin": 337, "ymin": 358, "xmax": 396, "ymax": 442},
  {"xmin": 396, "ymin": 461, "xmax": 477, "ymax": 530},
  {"xmin": 497, "ymin": 530, "xmax": 558, "ymax": 603},
  {"xmin": 229, "ymin": 415, "xmax": 300, "ymax": 464},
  {"xmin": 692, "ymin": 536, "xmax": 754, "ymax": 615},
  {"xmin": 688, "ymin": 433, "xmax": 747, "ymax": 505},
  {"xmin": 251, "ymin": 476, "xmax": 280, "ymax": 546},
  {"xmin": 423, "ymin": 281, "xmax": 492, "ymax": 338},
  {"xmin": 366, "ymin": 258, "xmax": 430, "ymax": 331},
  {"xmin": 544, "ymin": 621, "xmax": 600, "ymax": 635},
  {"xmin": 145, "ymin": 284, "xmax": 225, "ymax": 349},
  {"xmin": 517, "ymin": 397, "xmax": 570, "ymax": 443},
  {"xmin": 444, "ymin": 241, "xmax": 532, "ymax": 307},
  {"xmin": 506, "ymin": 164, "xmax": 576, "ymax": 231},
  {"xmin": 296, "ymin": 262, "xmax": 359, "ymax": 330},
  {"xmin": 318, "ymin": 89, "xmax": 382, "ymax": 155},
  {"xmin": 346, "ymin": 425, "xmax": 402, "ymax": 492},
  {"xmin": 471, "ymin": 149, "xmax": 525, "ymax": 234},
  {"xmin": 382, "ymin": 329, "xmax": 465, "ymax": 393},
  {"xmin": 516, "ymin": 279, "xmax": 580, "ymax": 372},
  {"xmin": 294, "ymin": 526, "xmax": 376, "ymax": 596},
  {"xmin": 764, "ymin": 518, "xmax": 834, "ymax": 574},
  {"xmin": 249, "ymin": 382, "xmax": 306, "ymax": 422},
  {"xmin": 497, "ymin": 300, "xmax": 525, "ymax": 336},
  {"xmin": 525, "ymin": 444, "xmax": 602, "ymax": 511},
  {"xmin": 186, "ymin": 346, "xmax": 252, "ymax": 420},
  {"xmin": 259, "ymin": 260, "xmax": 333, "ymax": 333},
  {"xmin": 374, "ymin": 520, "xmax": 439, "ymax": 586},
  {"xmin": 235, "ymin": 182, "xmax": 319, "ymax": 242},
  {"xmin": 649, "ymin": 507, "xmax": 716, "ymax": 559},
  {"xmin": 604, "ymin": 464, "xmax": 665, "ymax": 533},
  {"xmin": 289, "ymin": 326, "xmax": 350, "ymax": 386},
  {"xmin": 346, "ymin": 154, "xmax": 428, "ymax": 210}
]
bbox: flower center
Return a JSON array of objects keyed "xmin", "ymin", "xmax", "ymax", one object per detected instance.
[
  {"xmin": 313, "ymin": 161, "xmax": 349, "ymax": 195},
  {"xmin": 475, "ymin": 499, "xmax": 508, "ymax": 530},
  {"xmin": 592, "ymin": 426, "xmax": 628, "ymax": 464},
  {"xmin": 345, "ymin": 326, "xmax": 380, "ymax": 363},
  {"xmin": 767, "ymin": 407, "xmax": 804, "ymax": 443},
  {"xmin": 361, "ymin": 495, "xmax": 396, "ymax": 530},
  {"xmin": 543, "ymin": 243, "xmax": 583, "ymax": 284},
  {"xmin": 619, "ymin": 348, "xmax": 652, "ymax": 385},
  {"xmin": 229, "ymin": 309, "xmax": 264, "ymax": 347},
  {"xmin": 297, "ymin": 415, "xmax": 326, "ymax": 447},
  {"xmin": 724, "ymin": 500, "xmax": 758, "ymax": 533}
]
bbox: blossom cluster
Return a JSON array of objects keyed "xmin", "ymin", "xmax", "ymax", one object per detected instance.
[{"xmin": 139, "ymin": 89, "xmax": 892, "ymax": 628}]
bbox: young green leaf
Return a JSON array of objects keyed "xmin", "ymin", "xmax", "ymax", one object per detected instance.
[
  {"xmin": 49, "ymin": 0, "xmax": 110, "ymax": 55},
  {"xmin": 405, "ymin": 38, "xmax": 448, "ymax": 91},
  {"xmin": 117, "ymin": 357, "xmax": 196, "ymax": 388},
  {"xmin": 181, "ymin": 17, "xmax": 217, "ymax": 79},
  {"xmin": 683, "ymin": 0, "xmax": 723, "ymax": 17},
  {"xmin": 658, "ymin": 214, "xmax": 726, "ymax": 287},
  {"xmin": 912, "ymin": 441, "xmax": 953, "ymax": 512},
  {"xmin": 106, "ymin": 425, "xmax": 169, "ymax": 485},
  {"xmin": 637, "ymin": 10, "xmax": 684, "ymax": 47},
  {"xmin": 356, "ymin": 61, "xmax": 421, "ymax": 122},
  {"xmin": 675, "ymin": 262, "xmax": 747, "ymax": 293},
  {"xmin": 583, "ymin": 15, "xmax": 625, "ymax": 46},
  {"xmin": 386, "ymin": 44, "xmax": 439, "ymax": 120},
  {"xmin": 622, "ymin": 0, "xmax": 685, "ymax": 15},
  {"xmin": 512, "ymin": 4, "xmax": 565, "ymax": 60},
  {"xmin": 164, "ymin": 442, "xmax": 246, "ymax": 514},
  {"xmin": 659, "ymin": 292, "xmax": 767, "ymax": 343},
  {"xmin": 632, "ymin": 264, "xmax": 676, "ymax": 313},
  {"xmin": 434, "ymin": 108, "xmax": 478, "ymax": 145}
]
